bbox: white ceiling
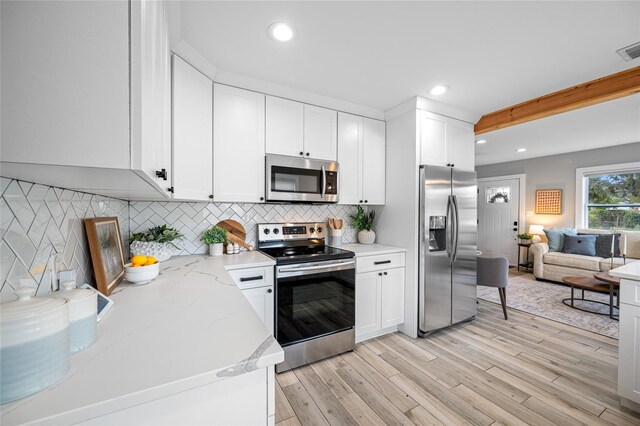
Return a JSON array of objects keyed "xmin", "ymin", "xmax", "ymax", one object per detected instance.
[
  {"xmin": 172, "ymin": 1, "xmax": 640, "ymax": 163},
  {"xmin": 475, "ymin": 94, "xmax": 640, "ymax": 166}
]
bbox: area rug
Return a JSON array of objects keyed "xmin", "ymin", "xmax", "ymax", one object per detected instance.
[{"xmin": 477, "ymin": 272, "xmax": 619, "ymax": 339}]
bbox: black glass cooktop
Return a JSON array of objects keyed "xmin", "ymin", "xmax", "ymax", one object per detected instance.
[{"xmin": 259, "ymin": 245, "xmax": 354, "ymax": 265}]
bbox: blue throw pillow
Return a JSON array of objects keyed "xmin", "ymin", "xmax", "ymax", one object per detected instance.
[
  {"xmin": 579, "ymin": 233, "xmax": 621, "ymax": 258},
  {"xmin": 544, "ymin": 228, "xmax": 577, "ymax": 252},
  {"xmin": 562, "ymin": 234, "xmax": 597, "ymax": 256}
]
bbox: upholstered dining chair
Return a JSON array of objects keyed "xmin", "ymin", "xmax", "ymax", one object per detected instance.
[{"xmin": 477, "ymin": 256, "xmax": 510, "ymax": 319}]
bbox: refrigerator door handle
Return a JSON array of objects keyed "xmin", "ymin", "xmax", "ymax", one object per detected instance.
[
  {"xmin": 452, "ymin": 194, "xmax": 460, "ymax": 262},
  {"xmin": 446, "ymin": 195, "xmax": 453, "ymax": 263}
]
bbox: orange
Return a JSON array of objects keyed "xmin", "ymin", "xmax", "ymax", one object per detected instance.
[
  {"xmin": 145, "ymin": 256, "xmax": 157, "ymax": 265},
  {"xmin": 130, "ymin": 264, "xmax": 141, "ymax": 268},
  {"xmin": 131, "ymin": 255, "xmax": 147, "ymax": 266}
]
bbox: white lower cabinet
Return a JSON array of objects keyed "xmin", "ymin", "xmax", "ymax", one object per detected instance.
[
  {"xmin": 242, "ymin": 286, "xmax": 275, "ymax": 335},
  {"xmin": 355, "ymin": 253, "xmax": 405, "ymax": 342},
  {"xmin": 227, "ymin": 266, "xmax": 275, "ymax": 335},
  {"xmin": 618, "ymin": 278, "xmax": 640, "ymax": 407}
]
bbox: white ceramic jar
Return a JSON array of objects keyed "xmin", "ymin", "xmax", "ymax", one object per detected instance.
[
  {"xmin": 50, "ymin": 282, "xmax": 97, "ymax": 354},
  {"xmin": 0, "ymin": 287, "xmax": 70, "ymax": 404}
]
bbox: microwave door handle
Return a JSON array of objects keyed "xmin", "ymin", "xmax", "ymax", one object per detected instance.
[{"xmin": 321, "ymin": 165, "xmax": 326, "ymax": 199}]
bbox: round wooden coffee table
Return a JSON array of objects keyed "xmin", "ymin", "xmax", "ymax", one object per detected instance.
[{"xmin": 561, "ymin": 275, "xmax": 619, "ymax": 320}]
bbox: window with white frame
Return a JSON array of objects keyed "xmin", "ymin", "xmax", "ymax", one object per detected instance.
[{"xmin": 576, "ymin": 164, "xmax": 640, "ymax": 230}]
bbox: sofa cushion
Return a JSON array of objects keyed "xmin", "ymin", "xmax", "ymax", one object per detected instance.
[
  {"xmin": 562, "ymin": 234, "xmax": 596, "ymax": 256},
  {"xmin": 544, "ymin": 228, "xmax": 577, "ymax": 252},
  {"xmin": 621, "ymin": 230, "xmax": 640, "ymax": 259},
  {"xmin": 543, "ymin": 252, "xmax": 603, "ymax": 271}
]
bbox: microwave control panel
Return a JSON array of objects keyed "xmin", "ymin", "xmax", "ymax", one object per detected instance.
[{"xmin": 325, "ymin": 171, "xmax": 338, "ymax": 195}]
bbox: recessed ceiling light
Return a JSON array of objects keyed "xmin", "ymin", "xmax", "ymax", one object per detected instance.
[
  {"xmin": 475, "ymin": 139, "xmax": 487, "ymax": 144},
  {"xmin": 429, "ymin": 85, "xmax": 450, "ymax": 96},
  {"xmin": 268, "ymin": 22, "xmax": 296, "ymax": 42},
  {"xmin": 516, "ymin": 148, "xmax": 527, "ymax": 152}
]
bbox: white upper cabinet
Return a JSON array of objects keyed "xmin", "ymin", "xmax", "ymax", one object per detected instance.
[
  {"xmin": 266, "ymin": 96, "xmax": 304, "ymax": 158},
  {"xmin": 130, "ymin": 0, "xmax": 172, "ymax": 189},
  {"xmin": 338, "ymin": 113, "xmax": 386, "ymax": 205},
  {"xmin": 419, "ymin": 111, "xmax": 475, "ymax": 172},
  {"xmin": 266, "ymin": 97, "xmax": 337, "ymax": 161},
  {"xmin": 0, "ymin": 0, "xmax": 172, "ymax": 199},
  {"xmin": 303, "ymin": 105, "xmax": 337, "ymax": 161},
  {"xmin": 172, "ymin": 56, "xmax": 213, "ymax": 201},
  {"xmin": 213, "ymin": 84, "xmax": 266, "ymax": 203}
]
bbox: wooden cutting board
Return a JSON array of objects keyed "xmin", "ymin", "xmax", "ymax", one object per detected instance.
[{"xmin": 215, "ymin": 219, "xmax": 254, "ymax": 251}]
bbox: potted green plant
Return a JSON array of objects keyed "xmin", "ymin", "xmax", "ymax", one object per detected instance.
[
  {"xmin": 350, "ymin": 206, "xmax": 376, "ymax": 245},
  {"xmin": 130, "ymin": 225, "xmax": 184, "ymax": 261},
  {"xmin": 517, "ymin": 233, "xmax": 534, "ymax": 244},
  {"xmin": 201, "ymin": 226, "xmax": 227, "ymax": 256}
]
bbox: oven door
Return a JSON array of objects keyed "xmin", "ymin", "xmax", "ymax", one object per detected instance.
[
  {"xmin": 276, "ymin": 259, "xmax": 355, "ymax": 347},
  {"xmin": 266, "ymin": 154, "xmax": 338, "ymax": 203}
]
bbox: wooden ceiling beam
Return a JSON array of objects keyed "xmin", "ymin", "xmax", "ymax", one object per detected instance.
[{"xmin": 474, "ymin": 65, "xmax": 640, "ymax": 135}]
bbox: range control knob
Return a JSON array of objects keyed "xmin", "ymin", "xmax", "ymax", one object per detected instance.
[
  {"xmin": 309, "ymin": 228, "xmax": 315, "ymax": 234},
  {"xmin": 263, "ymin": 228, "xmax": 270, "ymax": 235},
  {"xmin": 317, "ymin": 226, "xmax": 323, "ymax": 233},
  {"xmin": 273, "ymin": 228, "xmax": 280, "ymax": 235}
]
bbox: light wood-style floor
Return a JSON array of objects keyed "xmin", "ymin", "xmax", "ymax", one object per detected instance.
[{"xmin": 275, "ymin": 300, "xmax": 640, "ymax": 426}]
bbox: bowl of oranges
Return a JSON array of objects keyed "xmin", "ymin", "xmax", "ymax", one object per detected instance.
[{"xmin": 124, "ymin": 255, "xmax": 160, "ymax": 284}]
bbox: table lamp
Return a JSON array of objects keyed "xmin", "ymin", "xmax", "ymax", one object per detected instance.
[{"xmin": 529, "ymin": 225, "xmax": 544, "ymax": 243}]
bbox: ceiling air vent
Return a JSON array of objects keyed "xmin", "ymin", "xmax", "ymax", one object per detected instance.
[{"xmin": 617, "ymin": 42, "xmax": 640, "ymax": 62}]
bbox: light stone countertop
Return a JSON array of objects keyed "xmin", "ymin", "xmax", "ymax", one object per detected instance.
[
  {"xmin": 1, "ymin": 252, "xmax": 283, "ymax": 425},
  {"xmin": 334, "ymin": 243, "xmax": 407, "ymax": 257},
  {"xmin": 609, "ymin": 260, "xmax": 640, "ymax": 281}
]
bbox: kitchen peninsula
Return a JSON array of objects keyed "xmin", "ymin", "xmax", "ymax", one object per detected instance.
[{"xmin": 0, "ymin": 253, "xmax": 283, "ymax": 425}]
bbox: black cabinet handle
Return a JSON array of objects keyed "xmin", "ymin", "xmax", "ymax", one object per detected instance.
[
  {"xmin": 359, "ymin": 200, "xmax": 363, "ymax": 203},
  {"xmin": 364, "ymin": 200, "xmax": 368, "ymax": 203},
  {"xmin": 306, "ymin": 152, "xmax": 310, "ymax": 156},
  {"xmin": 513, "ymin": 227, "xmax": 518, "ymax": 231},
  {"xmin": 240, "ymin": 275, "xmax": 263, "ymax": 282},
  {"xmin": 267, "ymin": 288, "xmax": 272, "ymax": 293},
  {"xmin": 374, "ymin": 260, "xmax": 391, "ymax": 265},
  {"xmin": 383, "ymin": 272, "xmax": 388, "ymax": 275},
  {"xmin": 451, "ymin": 164, "xmax": 455, "ymax": 167},
  {"xmin": 155, "ymin": 169, "xmax": 168, "ymax": 181},
  {"xmin": 378, "ymin": 272, "xmax": 383, "ymax": 276},
  {"xmin": 299, "ymin": 151, "xmax": 304, "ymax": 156},
  {"xmin": 260, "ymin": 197, "xmax": 264, "ymax": 201},
  {"xmin": 446, "ymin": 163, "xmax": 451, "ymax": 167},
  {"xmin": 208, "ymin": 195, "xmax": 214, "ymax": 199}
]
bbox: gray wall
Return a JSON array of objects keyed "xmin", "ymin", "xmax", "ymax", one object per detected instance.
[{"xmin": 476, "ymin": 142, "xmax": 640, "ymax": 231}]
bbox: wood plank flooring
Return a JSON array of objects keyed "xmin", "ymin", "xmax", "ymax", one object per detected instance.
[{"xmin": 276, "ymin": 300, "xmax": 640, "ymax": 426}]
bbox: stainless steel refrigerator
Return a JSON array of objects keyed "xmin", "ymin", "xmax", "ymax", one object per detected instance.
[{"xmin": 418, "ymin": 165, "xmax": 477, "ymax": 336}]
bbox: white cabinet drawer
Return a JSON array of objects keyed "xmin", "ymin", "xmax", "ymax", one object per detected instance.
[
  {"xmin": 227, "ymin": 266, "xmax": 274, "ymax": 290},
  {"xmin": 356, "ymin": 252, "xmax": 405, "ymax": 273},
  {"xmin": 621, "ymin": 279, "xmax": 640, "ymax": 307}
]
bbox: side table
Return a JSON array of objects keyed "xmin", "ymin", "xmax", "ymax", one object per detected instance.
[{"xmin": 517, "ymin": 243, "xmax": 532, "ymax": 272}]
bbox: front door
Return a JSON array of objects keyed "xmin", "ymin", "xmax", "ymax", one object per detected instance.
[{"xmin": 478, "ymin": 178, "xmax": 520, "ymax": 265}]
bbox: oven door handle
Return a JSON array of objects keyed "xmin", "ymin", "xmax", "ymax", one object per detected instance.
[
  {"xmin": 278, "ymin": 259, "xmax": 355, "ymax": 275},
  {"xmin": 321, "ymin": 165, "xmax": 326, "ymax": 200}
]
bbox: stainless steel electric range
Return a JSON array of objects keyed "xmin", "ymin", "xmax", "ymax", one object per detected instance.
[{"xmin": 257, "ymin": 222, "xmax": 356, "ymax": 373}]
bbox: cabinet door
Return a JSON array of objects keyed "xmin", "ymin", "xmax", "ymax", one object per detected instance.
[
  {"xmin": 304, "ymin": 105, "xmax": 337, "ymax": 161},
  {"xmin": 172, "ymin": 56, "xmax": 213, "ymax": 200},
  {"xmin": 356, "ymin": 271, "xmax": 381, "ymax": 339},
  {"xmin": 362, "ymin": 118, "xmax": 386, "ymax": 205},
  {"xmin": 337, "ymin": 112, "xmax": 363, "ymax": 205},
  {"xmin": 419, "ymin": 112, "xmax": 448, "ymax": 167},
  {"xmin": 130, "ymin": 0, "xmax": 172, "ymax": 190},
  {"xmin": 242, "ymin": 286, "xmax": 275, "ymax": 335},
  {"xmin": 448, "ymin": 119, "xmax": 475, "ymax": 172},
  {"xmin": 618, "ymin": 303, "xmax": 640, "ymax": 403},
  {"xmin": 214, "ymin": 84, "xmax": 266, "ymax": 202},
  {"xmin": 380, "ymin": 268, "xmax": 405, "ymax": 329},
  {"xmin": 266, "ymin": 96, "xmax": 304, "ymax": 158}
]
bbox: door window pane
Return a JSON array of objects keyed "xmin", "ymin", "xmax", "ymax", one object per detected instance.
[{"xmin": 486, "ymin": 187, "xmax": 510, "ymax": 204}]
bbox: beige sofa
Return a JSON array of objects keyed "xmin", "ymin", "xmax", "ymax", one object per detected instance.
[{"xmin": 531, "ymin": 228, "xmax": 640, "ymax": 282}]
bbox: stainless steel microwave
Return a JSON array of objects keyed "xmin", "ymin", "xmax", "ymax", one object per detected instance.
[{"xmin": 265, "ymin": 154, "xmax": 339, "ymax": 203}]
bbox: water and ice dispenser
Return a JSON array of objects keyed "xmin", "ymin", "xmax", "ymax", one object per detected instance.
[{"xmin": 428, "ymin": 216, "xmax": 447, "ymax": 252}]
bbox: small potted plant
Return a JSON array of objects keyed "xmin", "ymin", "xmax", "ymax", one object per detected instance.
[
  {"xmin": 517, "ymin": 233, "xmax": 534, "ymax": 244},
  {"xmin": 201, "ymin": 226, "xmax": 227, "ymax": 256},
  {"xmin": 130, "ymin": 225, "xmax": 184, "ymax": 261},
  {"xmin": 350, "ymin": 206, "xmax": 376, "ymax": 245}
]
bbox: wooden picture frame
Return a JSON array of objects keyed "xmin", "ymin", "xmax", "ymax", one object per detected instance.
[
  {"xmin": 535, "ymin": 189, "xmax": 563, "ymax": 215},
  {"xmin": 85, "ymin": 217, "xmax": 125, "ymax": 295}
]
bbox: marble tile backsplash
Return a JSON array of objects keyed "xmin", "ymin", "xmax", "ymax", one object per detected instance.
[
  {"xmin": 0, "ymin": 176, "xmax": 360, "ymax": 300},
  {"xmin": 0, "ymin": 178, "xmax": 129, "ymax": 301},
  {"xmin": 129, "ymin": 201, "xmax": 359, "ymax": 255}
]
